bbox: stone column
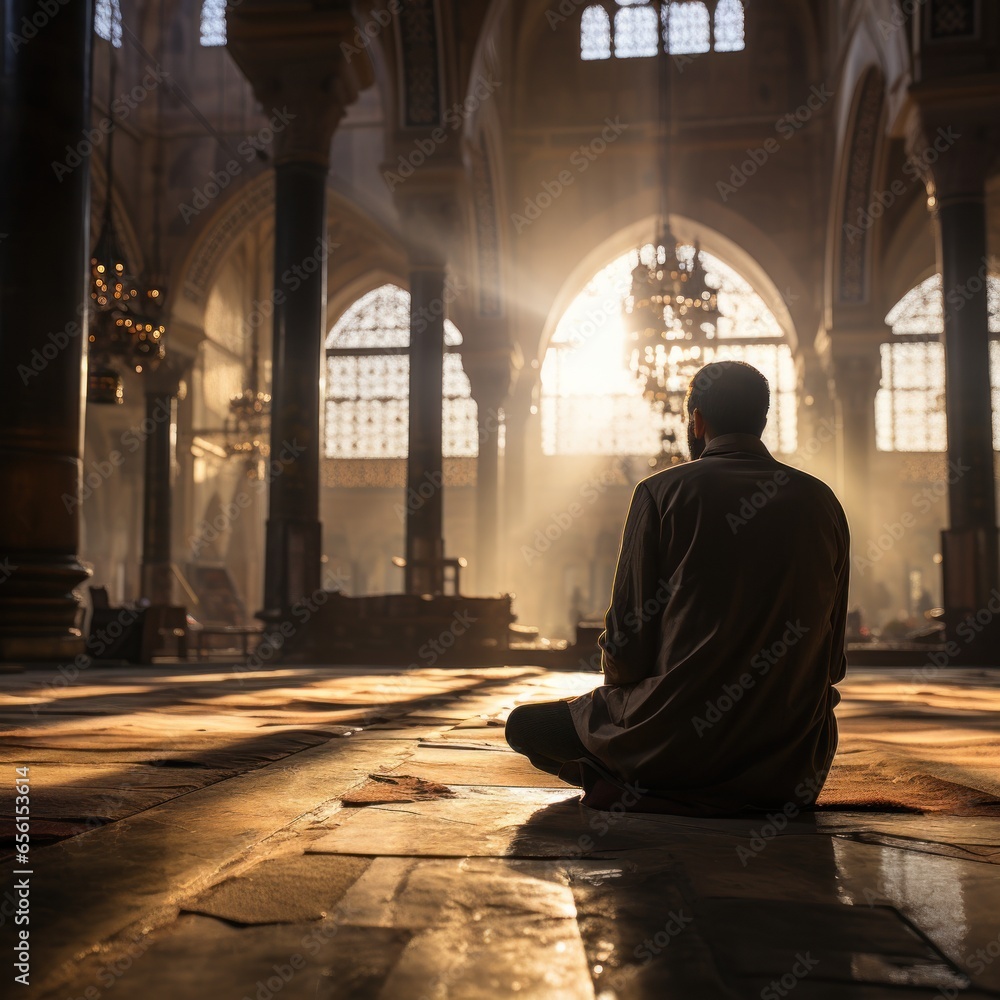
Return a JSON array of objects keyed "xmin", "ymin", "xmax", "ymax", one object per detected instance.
[
  {"xmin": 817, "ymin": 331, "xmax": 883, "ymax": 607},
  {"xmin": 405, "ymin": 258, "xmax": 448, "ymax": 595},
  {"xmin": 464, "ymin": 349, "xmax": 516, "ymax": 594},
  {"xmin": 140, "ymin": 367, "xmax": 184, "ymax": 605},
  {"xmin": 0, "ymin": 0, "xmax": 93, "ymax": 660},
  {"xmin": 500, "ymin": 376, "xmax": 535, "ymax": 582},
  {"xmin": 227, "ymin": 3, "xmax": 371, "ymax": 618},
  {"xmin": 394, "ymin": 184, "xmax": 463, "ymax": 597},
  {"xmin": 908, "ymin": 99, "xmax": 1000, "ymax": 654}
]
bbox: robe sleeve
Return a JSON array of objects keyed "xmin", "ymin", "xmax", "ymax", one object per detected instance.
[
  {"xmin": 828, "ymin": 506, "xmax": 851, "ymax": 687},
  {"xmin": 598, "ymin": 482, "xmax": 661, "ymax": 686}
]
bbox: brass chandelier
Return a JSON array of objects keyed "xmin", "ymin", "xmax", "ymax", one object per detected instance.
[
  {"xmin": 88, "ymin": 47, "xmax": 166, "ymax": 404},
  {"xmin": 623, "ymin": 0, "xmax": 720, "ymax": 460}
]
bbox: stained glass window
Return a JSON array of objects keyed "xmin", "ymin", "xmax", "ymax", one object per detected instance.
[
  {"xmin": 714, "ymin": 0, "xmax": 746, "ymax": 51},
  {"xmin": 666, "ymin": 2, "xmax": 710, "ymax": 55},
  {"xmin": 541, "ymin": 247, "xmax": 796, "ymax": 457},
  {"xmin": 200, "ymin": 0, "xmax": 227, "ymax": 47},
  {"xmin": 877, "ymin": 274, "xmax": 1000, "ymax": 451},
  {"xmin": 581, "ymin": 0, "xmax": 745, "ymax": 59},
  {"xmin": 614, "ymin": 4, "xmax": 659, "ymax": 58},
  {"xmin": 95, "ymin": 0, "xmax": 122, "ymax": 48},
  {"xmin": 324, "ymin": 284, "xmax": 478, "ymax": 460},
  {"xmin": 581, "ymin": 6, "xmax": 612, "ymax": 60}
]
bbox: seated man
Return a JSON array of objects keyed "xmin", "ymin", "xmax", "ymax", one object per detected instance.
[{"xmin": 505, "ymin": 361, "xmax": 850, "ymax": 815}]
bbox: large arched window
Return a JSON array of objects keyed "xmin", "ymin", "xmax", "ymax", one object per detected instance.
[
  {"xmin": 324, "ymin": 284, "xmax": 478, "ymax": 460},
  {"xmin": 714, "ymin": 0, "xmax": 746, "ymax": 51},
  {"xmin": 667, "ymin": 1, "xmax": 711, "ymax": 55},
  {"xmin": 95, "ymin": 0, "xmax": 122, "ymax": 48},
  {"xmin": 876, "ymin": 274, "xmax": 1000, "ymax": 452},
  {"xmin": 541, "ymin": 246, "xmax": 796, "ymax": 456},
  {"xmin": 200, "ymin": 0, "xmax": 227, "ymax": 46},
  {"xmin": 580, "ymin": 0, "xmax": 744, "ymax": 60}
]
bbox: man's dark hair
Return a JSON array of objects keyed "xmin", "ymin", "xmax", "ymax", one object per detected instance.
[{"xmin": 685, "ymin": 360, "xmax": 770, "ymax": 436}]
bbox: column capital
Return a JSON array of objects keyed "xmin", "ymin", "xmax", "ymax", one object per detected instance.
[
  {"xmin": 227, "ymin": 2, "xmax": 373, "ymax": 166},
  {"xmin": 904, "ymin": 84, "xmax": 1000, "ymax": 201},
  {"xmin": 141, "ymin": 353, "xmax": 193, "ymax": 398},
  {"xmin": 394, "ymin": 168, "xmax": 467, "ymax": 269},
  {"xmin": 815, "ymin": 327, "xmax": 885, "ymax": 403},
  {"xmin": 462, "ymin": 344, "xmax": 522, "ymax": 409}
]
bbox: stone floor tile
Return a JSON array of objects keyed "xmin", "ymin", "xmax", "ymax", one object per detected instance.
[{"xmin": 180, "ymin": 854, "xmax": 370, "ymax": 924}]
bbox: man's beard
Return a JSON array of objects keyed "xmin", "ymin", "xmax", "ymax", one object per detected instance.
[{"xmin": 687, "ymin": 422, "xmax": 705, "ymax": 460}]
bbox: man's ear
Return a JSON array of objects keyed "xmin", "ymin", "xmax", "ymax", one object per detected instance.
[{"xmin": 692, "ymin": 407, "xmax": 706, "ymax": 438}]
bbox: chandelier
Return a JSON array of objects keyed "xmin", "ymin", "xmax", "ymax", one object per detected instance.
[
  {"xmin": 225, "ymin": 387, "xmax": 271, "ymax": 480},
  {"xmin": 87, "ymin": 52, "xmax": 167, "ymax": 403},
  {"xmin": 622, "ymin": 0, "xmax": 721, "ymax": 465}
]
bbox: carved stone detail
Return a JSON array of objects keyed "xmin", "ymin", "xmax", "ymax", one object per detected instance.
[
  {"xmin": 398, "ymin": 0, "xmax": 441, "ymax": 127},
  {"xmin": 469, "ymin": 138, "xmax": 502, "ymax": 317},
  {"xmin": 838, "ymin": 70, "xmax": 884, "ymax": 304}
]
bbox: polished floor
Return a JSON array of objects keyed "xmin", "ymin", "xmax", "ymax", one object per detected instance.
[{"xmin": 3, "ymin": 662, "xmax": 1000, "ymax": 999}]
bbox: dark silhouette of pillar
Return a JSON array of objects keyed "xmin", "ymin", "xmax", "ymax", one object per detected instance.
[
  {"xmin": 140, "ymin": 372, "xmax": 182, "ymax": 605},
  {"xmin": 226, "ymin": 3, "xmax": 371, "ymax": 619},
  {"xmin": 465, "ymin": 348, "xmax": 516, "ymax": 594},
  {"xmin": 0, "ymin": 0, "xmax": 93, "ymax": 659},
  {"xmin": 261, "ymin": 160, "xmax": 327, "ymax": 616},
  {"xmin": 404, "ymin": 262, "xmax": 447, "ymax": 595},
  {"xmin": 908, "ymin": 104, "xmax": 1000, "ymax": 659},
  {"xmin": 934, "ymin": 169, "xmax": 999, "ymax": 644}
]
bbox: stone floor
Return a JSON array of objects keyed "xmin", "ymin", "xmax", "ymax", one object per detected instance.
[{"xmin": 2, "ymin": 662, "xmax": 1000, "ymax": 999}]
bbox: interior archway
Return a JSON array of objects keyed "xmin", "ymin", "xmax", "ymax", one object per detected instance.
[{"xmin": 540, "ymin": 242, "xmax": 798, "ymax": 460}]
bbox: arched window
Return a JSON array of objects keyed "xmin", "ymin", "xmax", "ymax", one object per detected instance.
[
  {"xmin": 541, "ymin": 247, "xmax": 796, "ymax": 456},
  {"xmin": 876, "ymin": 274, "xmax": 1000, "ymax": 451},
  {"xmin": 324, "ymin": 284, "xmax": 478, "ymax": 460},
  {"xmin": 714, "ymin": 0, "xmax": 746, "ymax": 52},
  {"xmin": 580, "ymin": 0, "xmax": 745, "ymax": 59},
  {"xmin": 200, "ymin": 0, "xmax": 227, "ymax": 46},
  {"xmin": 580, "ymin": 6, "xmax": 612, "ymax": 60},
  {"xmin": 614, "ymin": 0, "xmax": 659, "ymax": 58},
  {"xmin": 95, "ymin": 0, "xmax": 122, "ymax": 48},
  {"xmin": 666, "ymin": 1, "xmax": 710, "ymax": 55}
]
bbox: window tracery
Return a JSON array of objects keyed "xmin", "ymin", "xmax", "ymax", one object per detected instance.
[
  {"xmin": 200, "ymin": 0, "xmax": 228, "ymax": 47},
  {"xmin": 580, "ymin": 0, "xmax": 745, "ymax": 59},
  {"xmin": 95, "ymin": 0, "xmax": 122, "ymax": 48},
  {"xmin": 877, "ymin": 274, "xmax": 1000, "ymax": 451},
  {"xmin": 541, "ymin": 247, "xmax": 796, "ymax": 456},
  {"xmin": 324, "ymin": 285, "xmax": 478, "ymax": 461}
]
